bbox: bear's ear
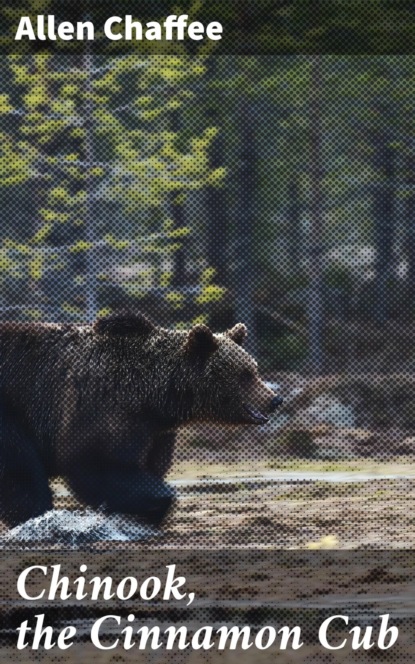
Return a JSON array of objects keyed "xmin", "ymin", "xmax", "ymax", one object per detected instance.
[
  {"xmin": 185, "ymin": 324, "xmax": 219, "ymax": 358},
  {"xmin": 226, "ymin": 323, "xmax": 247, "ymax": 346},
  {"xmin": 94, "ymin": 311, "xmax": 155, "ymax": 337}
]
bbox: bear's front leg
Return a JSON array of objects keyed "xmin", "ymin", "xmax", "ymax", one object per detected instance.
[
  {"xmin": 65, "ymin": 460, "xmax": 175, "ymax": 527},
  {"xmin": 0, "ymin": 403, "xmax": 53, "ymax": 528},
  {"xmin": 147, "ymin": 430, "xmax": 176, "ymax": 479}
]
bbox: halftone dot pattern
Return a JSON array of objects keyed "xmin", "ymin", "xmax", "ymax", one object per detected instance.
[
  {"xmin": 1, "ymin": 47, "xmax": 415, "ymax": 662},
  {"xmin": 1, "ymin": 52, "xmax": 415, "ymax": 549},
  {"xmin": 0, "ymin": 550, "xmax": 413, "ymax": 661}
]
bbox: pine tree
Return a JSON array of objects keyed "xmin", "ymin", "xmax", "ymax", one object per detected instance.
[{"xmin": 0, "ymin": 51, "xmax": 225, "ymax": 322}]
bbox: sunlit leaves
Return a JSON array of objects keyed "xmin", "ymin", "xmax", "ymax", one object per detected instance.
[{"xmin": 0, "ymin": 46, "xmax": 224, "ymax": 318}]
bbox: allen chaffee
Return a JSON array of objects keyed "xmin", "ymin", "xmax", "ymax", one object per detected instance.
[{"xmin": 15, "ymin": 14, "xmax": 223, "ymax": 42}]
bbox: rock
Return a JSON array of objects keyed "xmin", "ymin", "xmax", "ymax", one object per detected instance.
[
  {"xmin": 0, "ymin": 509, "xmax": 159, "ymax": 547},
  {"xmin": 296, "ymin": 394, "xmax": 356, "ymax": 429}
]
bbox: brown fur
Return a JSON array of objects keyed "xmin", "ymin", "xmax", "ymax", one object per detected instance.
[{"xmin": 0, "ymin": 312, "xmax": 279, "ymax": 527}]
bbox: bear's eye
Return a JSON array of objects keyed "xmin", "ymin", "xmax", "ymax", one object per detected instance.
[{"xmin": 239, "ymin": 369, "xmax": 255, "ymax": 386}]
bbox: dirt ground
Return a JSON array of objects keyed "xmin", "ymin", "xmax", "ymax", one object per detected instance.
[
  {"xmin": 162, "ymin": 463, "xmax": 415, "ymax": 549},
  {"xmin": 3, "ymin": 408, "xmax": 415, "ymax": 661},
  {"xmin": 51, "ymin": 457, "xmax": 415, "ymax": 548},
  {"xmin": 3, "ymin": 457, "xmax": 415, "ymax": 662}
]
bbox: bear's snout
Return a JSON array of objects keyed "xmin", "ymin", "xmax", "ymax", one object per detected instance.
[
  {"xmin": 241, "ymin": 386, "xmax": 283, "ymax": 425},
  {"xmin": 269, "ymin": 395, "xmax": 283, "ymax": 412}
]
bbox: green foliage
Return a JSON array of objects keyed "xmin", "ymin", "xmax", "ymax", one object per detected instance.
[
  {"xmin": 3, "ymin": 13, "xmax": 415, "ymax": 375},
  {"xmin": 195, "ymin": 284, "xmax": 226, "ymax": 305},
  {"xmin": 0, "ymin": 47, "xmax": 225, "ymax": 320},
  {"xmin": 263, "ymin": 332, "xmax": 308, "ymax": 371},
  {"xmin": 165, "ymin": 291, "xmax": 185, "ymax": 309}
]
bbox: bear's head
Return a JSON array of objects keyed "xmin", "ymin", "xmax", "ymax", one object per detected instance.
[
  {"xmin": 182, "ymin": 322, "xmax": 283, "ymax": 426},
  {"xmin": 94, "ymin": 312, "xmax": 283, "ymax": 426}
]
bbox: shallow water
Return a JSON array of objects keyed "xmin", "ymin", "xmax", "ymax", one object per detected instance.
[{"xmin": 172, "ymin": 470, "xmax": 415, "ymax": 488}]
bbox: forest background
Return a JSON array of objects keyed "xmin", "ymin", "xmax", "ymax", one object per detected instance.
[{"xmin": 2, "ymin": 0, "xmax": 415, "ymax": 376}]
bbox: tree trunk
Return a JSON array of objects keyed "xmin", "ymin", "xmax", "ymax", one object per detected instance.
[
  {"xmin": 83, "ymin": 46, "xmax": 98, "ymax": 323},
  {"xmin": 170, "ymin": 109, "xmax": 187, "ymax": 288},
  {"xmin": 205, "ymin": 60, "xmax": 227, "ymax": 284},
  {"xmin": 307, "ymin": 55, "xmax": 325, "ymax": 375},
  {"xmin": 233, "ymin": 98, "xmax": 257, "ymax": 356},
  {"xmin": 372, "ymin": 134, "xmax": 394, "ymax": 326},
  {"xmin": 288, "ymin": 177, "xmax": 302, "ymax": 273},
  {"xmin": 405, "ymin": 152, "xmax": 415, "ymax": 312}
]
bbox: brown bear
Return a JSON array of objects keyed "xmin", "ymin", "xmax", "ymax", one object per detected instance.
[{"xmin": 0, "ymin": 312, "xmax": 282, "ymax": 528}]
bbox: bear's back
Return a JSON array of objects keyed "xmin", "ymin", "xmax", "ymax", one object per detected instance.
[{"xmin": 0, "ymin": 322, "xmax": 91, "ymax": 400}]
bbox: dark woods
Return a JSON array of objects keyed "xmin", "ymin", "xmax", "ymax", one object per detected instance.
[{"xmin": 2, "ymin": 3, "xmax": 415, "ymax": 375}]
